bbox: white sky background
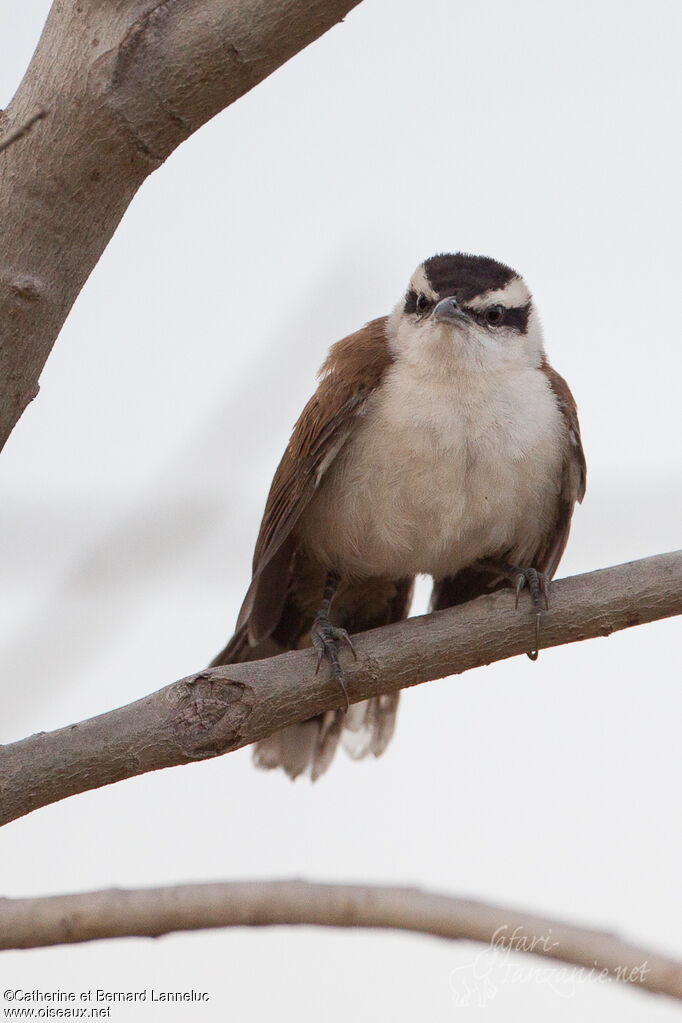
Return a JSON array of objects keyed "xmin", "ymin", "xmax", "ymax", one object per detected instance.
[{"xmin": 1, "ymin": 0, "xmax": 681, "ymax": 1019}]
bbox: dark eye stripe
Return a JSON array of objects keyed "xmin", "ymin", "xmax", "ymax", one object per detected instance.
[
  {"xmin": 464, "ymin": 302, "xmax": 531, "ymax": 334},
  {"xmin": 403, "ymin": 289, "xmax": 417, "ymax": 314},
  {"xmin": 504, "ymin": 303, "xmax": 531, "ymax": 333}
]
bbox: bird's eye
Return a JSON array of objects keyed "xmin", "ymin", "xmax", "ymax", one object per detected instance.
[
  {"xmin": 485, "ymin": 304, "xmax": 505, "ymax": 326},
  {"xmin": 416, "ymin": 293, "xmax": 431, "ymax": 315}
]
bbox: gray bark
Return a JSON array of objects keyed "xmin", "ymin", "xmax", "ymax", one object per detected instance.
[
  {"xmin": 1, "ymin": 880, "xmax": 680, "ymax": 1001},
  {"xmin": 0, "ymin": 0, "xmax": 362, "ymax": 451},
  {"xmin": 1, "ymin": 550, "xmax": 680, "ymax": 827}
]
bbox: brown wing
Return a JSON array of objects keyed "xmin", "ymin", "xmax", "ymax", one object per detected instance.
[
  {"xmin": 237, "ymin": 316, "xmax": 393, "ymax": 644},
  {"xmin": 431, "ymin": 361, "xmax": 586, "ymax": 612},
  {"xmin": 534, "ymin": 361, "xmax": 586, "ymax": 577}
]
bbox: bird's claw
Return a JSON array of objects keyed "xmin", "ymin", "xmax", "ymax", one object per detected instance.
[
  {"xmin": 311, "ymin": 617, "xmax": 355, "ymax": 709},
  {"xmin": 513, "ymin": 567, "xmax": 550, "ymax": 659}
]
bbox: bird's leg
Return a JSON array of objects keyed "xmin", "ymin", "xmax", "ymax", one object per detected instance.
[
  {"xmin": 311, "ymin": 572, "xmax": 357, "ymax": 709},
  {"xmin": 476, "ymin": 559, "xmax": 550, "ymax": 661}
]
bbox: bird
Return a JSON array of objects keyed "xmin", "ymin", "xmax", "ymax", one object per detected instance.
[{"xmin": 211, "ymin": 252, "xmax": 586, "ymax": 780}]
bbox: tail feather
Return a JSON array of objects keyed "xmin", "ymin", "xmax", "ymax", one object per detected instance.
[
  {"xmin": 342, "ymin": 694, "xmax": 400, "ymax": 760},
  {"xmin": 310, "ymin": 710, "xmax": 345, "ymax": 781},
  {"xmin": 253, "ymin": 719, "xmax": 321, "ymax": 780},
  {"xmin": 252, "ymin": 699, "xmax": 398, "ymax": 781},
  {"xmin": 210, "ymin": 577, "xmax": 412, "ymax": 780}
]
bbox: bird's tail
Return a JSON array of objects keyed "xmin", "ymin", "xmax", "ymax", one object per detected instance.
[
  {"xmin": 209, "ymin": 585, "xmax": 407, "ymax": 780},
  {"xmin": 252, "ymin": 692, "xmax": 400, "ymax": 781}
]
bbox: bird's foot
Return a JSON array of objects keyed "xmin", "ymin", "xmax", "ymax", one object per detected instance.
[
  {"xmin": 512, "ymin": 567, "xmax": 550, "ymax": 660},
  {"xmin": 311, "ymin": 615, "xmax": 357, "ymax": 710},
  {"xmin": 476, "ymin": 559, "xmax": 550, "ymax": 660}
]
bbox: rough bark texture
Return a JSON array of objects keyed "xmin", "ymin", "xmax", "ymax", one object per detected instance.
[
  {"xmin": 0, "ymin": 0, "xmax": 362, "ymax": 452},
  {"xmin": 0, "ymin": 551, "xmax": 680, "ymax": 827},
  {"xmin": 0, "ymin": 880, "xmax": 680, "ymax": 1001}
]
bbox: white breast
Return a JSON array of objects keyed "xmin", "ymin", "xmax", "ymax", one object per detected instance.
[{"xmin": 299, "ymin": 357, "xmax": 566, "ymax": 580}]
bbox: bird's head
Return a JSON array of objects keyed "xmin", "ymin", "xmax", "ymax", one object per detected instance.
[{"xmin": 388, "ymin": 253, "xmax": 545, "ymax": 374}]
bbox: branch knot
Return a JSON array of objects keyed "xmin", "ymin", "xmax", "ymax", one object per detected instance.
[{"xmin": 173, "ymin": 672, "xmax": 254, "ymax": 759}]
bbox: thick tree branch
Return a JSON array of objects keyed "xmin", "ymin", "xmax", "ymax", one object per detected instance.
[
  {"xmin": 0, "ymin": 551, "xmax": 680, "ymax": 827},
  {"xmin": 0, "ymin": 879, "xmax": 680, "ymax": 1001},
  {"xmin": 0, "ymin": 0, "xmax": 362, "ymax": 451},
  {"xmin": 0, "ymin": 108, "xmax": 47, "ymax": 155}
]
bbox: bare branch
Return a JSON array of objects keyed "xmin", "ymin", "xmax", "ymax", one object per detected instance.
[
  {"xmin": 0, "ymin": 108, "xmax": 47, "ymax": 155},
  {"xmin": 0, "ymin": 551, "xmax": 680, "ymax": 827},
  {"xmin": 0, "ymin": 0, "xmax": 362, "ymax": 451},
  {"xmin": 0, "ymin": 879, "xmax": 680, "ymax": 1001}
]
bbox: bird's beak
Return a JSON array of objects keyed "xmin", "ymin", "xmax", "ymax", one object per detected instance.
[{"xmin": 432, "ymin": 296, "xmax": 470, "ymax": 326}]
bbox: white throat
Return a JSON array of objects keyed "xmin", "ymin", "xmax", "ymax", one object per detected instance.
[{"xmin": 299, "ymin": 321, "xmax": 565, "ymax": 580}]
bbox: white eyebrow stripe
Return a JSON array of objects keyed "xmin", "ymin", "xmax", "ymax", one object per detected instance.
[
  {"xmin": 410, "ymin": 265, "xmax": 438, "ymax": 301},
  {"xmin": 466, "ymin": 276, "xmax": 531, "ymax": 310}
]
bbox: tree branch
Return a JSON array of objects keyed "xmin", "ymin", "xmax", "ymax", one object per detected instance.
[
  {"xmin": 0, "ymin": 551, "xmax": 680, "ymax": 827},
  {"xmin": 0, "ymin": 108, "xmax": 47, "ymax": 155},
  {"xmin": 0, "ymin": 879, "xmax": 680, "ymax": 1001},
  {"xmin": 0, "ymin": 0, "xmax": 362, "ymax": 451}
]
